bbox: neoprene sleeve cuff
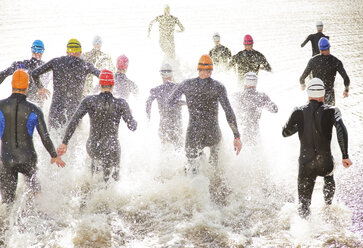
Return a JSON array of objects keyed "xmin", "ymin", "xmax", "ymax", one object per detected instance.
[{"xmin": 343, "ymin": 154, "xmax": 349, "ymax": 159}]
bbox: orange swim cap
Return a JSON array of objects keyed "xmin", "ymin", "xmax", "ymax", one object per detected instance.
[
  {"xmin": 197, "ymin": 54, "xmax": 213, "ymax": 70},
  {"xmin": 12, "ymin": 69, "xmax": 29, "ymax": 89}
]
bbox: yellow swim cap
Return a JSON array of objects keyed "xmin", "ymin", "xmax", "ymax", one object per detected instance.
[{"xmin": 67, "ymin": 38, "xmax": 82, "ymax": 53}]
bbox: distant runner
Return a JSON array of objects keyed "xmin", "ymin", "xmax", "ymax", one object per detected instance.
[
  {"xmin": 148, "ymin": 5, "xmax": 185, "ymax": 59},
  {"xmin": 169, "ymin": 55, "xmax": 242, "ymax": 173},
  {"xmin": 233, "ymin": 72, "xmax": 278, "ymax": 145},
  {"xmin": 0, "ymin": 40, "xmax": 50, "ymax": 107},
  {"xmin": 301, "ymin": 21, "xmax": 329, "ymax": 57},
  {"xmin": 146, "ymin": 63, "xmax": 184, "ymax": 148},
  {"xmin": 230, "ymin": 34, "xmax": 272, "ymax": 83},
  {"xmin": 209, "ymin": 33, "xmax": 232, "ymax": 70},
  {"xmin": 282, "ymin": 78, "xmax": 352, "ymax": 218},
  {"xmin": 31, "ymin": 38, "xmax": 100, "ymax": 129},
  {"xmin": 57, "ymin": 70, "xmax": 137, "ymax": 182},
  {"xmin": 300, "ymin": 37, "xmax": 350, "ymax": 105},
  {"xmin": 82, "ymin": 35, "xmax": 115, "ymax": 97},
  {"xmin": 0, "ymin": 70, "xmax": 65, "ymax": 205}
]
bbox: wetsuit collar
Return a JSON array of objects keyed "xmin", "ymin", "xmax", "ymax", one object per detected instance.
[
  {"xmin": 10, "ymin": 93, "xmax": 27, "ymax": 100},
  {"xmin": 100, "ymin": 91, "xmax": 113, "ymax": 97},
  {"xmin": 309, "ymin": 100, "xmax": 324, "ymax": 106}
]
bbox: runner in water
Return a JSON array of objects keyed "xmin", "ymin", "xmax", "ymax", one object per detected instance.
[
  {"xmin": 282, "ymin": 78, "xmax": 352, "ymax": 218},
  {"xmin": 57, "ymin": 70, "xmax": 137, "ymax": 182},
  {"xmin": 209, "ymin": 33, "xmax": 232, "ymax": 70},
  {"xmin": 82, "ymin": 35, "xmax": 115, "ymax": 97},
  {"xmin": 300, "ymin": 37, "xmax": 350, "ymax": 105},
  {"xmin": 30, "ymin": 39, "xmax": 100, "ymax": 129},
  {"xmin": 146, "ymin": 63, "xmax": 184, "ymax": 148},
  {"xmin": 233, "ymin": 72, "xmax": 278, "ymax": 145},
  {"xmin": 301, "ymin": 21, "xmax": 329, "ymax": 57},
  {"xmin": 169, "ymin": 55, "xmax": 242, "ymax": 173},
  {"xmin": 0, "ymin": 40, "xmax": 50, "ymax": 107},
  {"xmin": 230, "ymin": 34, "xmax": 271, "ymax": 83},
  {"xmin": 113, "ymin": 55, "xmax": 138, "ymax": 100},
  {"xmin": 148, "ymin": 5, "xmax": 185, "ymax": 59},
  {"xmin": 0, "ymin": 70, "xmax": 65, "ymax": 205}
]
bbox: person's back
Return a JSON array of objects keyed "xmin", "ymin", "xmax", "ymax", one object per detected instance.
[
  {"xmin": 114, "ymin": 72, "xmax": 138, "ymax": 99},
  {"xmin": 301, "ymin": 21, "xmax": 329, "ymax": 56}
]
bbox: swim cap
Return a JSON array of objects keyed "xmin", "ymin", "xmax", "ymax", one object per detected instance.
[
  {"xmin": 243, "ymin": 34, "xmax": 253, "ymax": 45},
  {"xmin": 213, "ymin": 33, "xmax": 220, "ymax": 42},
  {"xmin": 12, "ymin": 69, "xmax": 29, "ymax": 89},
  {"xmin": 243, "ymin": 72, "xmax": 258, "ymax": 86},
  {"xmin": 116, "ymin": 55, "xmax": 129, "ymax": 70},
  {"xmin": 316, "ymin": 21, "xmax": 323, "ymax": 30},
  {"xmin": 160, "ymin": 63, "xmax": 173, "ymax": 78},
  {"xmin": 67, "ymin": 38, "xmax": 82, "ymax": 53},
  {"xmin": 99, "ymin": 69, "xmax": 114, "ymax": 86},
  {"xmin": 318, "ymin": 37, "xmax": 330, "ymax": 50},
  {"xmin": 93, "ymin": 35, "xmax": 102, "ymax": 46},
  {"xmin": 307, "ymin": 78, "xmax": 325, "ymax": 98},
  {"xmin": 197, "ymin": 54, "xmax": 213, "ymax": 70},
  {"xmin": 31, "ymin": 40, "xmax": 45, "ymax": 54}
]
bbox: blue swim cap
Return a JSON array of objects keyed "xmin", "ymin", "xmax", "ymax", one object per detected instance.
[
  {"xmin": 318, "ymin": 37, "xmax": 330, "ymax": 50},
  {"xmin": 31, "ymin": 40, "xmax": 45, "ymax": 53}
]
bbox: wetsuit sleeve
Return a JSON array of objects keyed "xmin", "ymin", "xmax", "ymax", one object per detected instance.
[
  {"xmin": 259, "ymin": 54, "xmax": 271, "ymax": 72},
  {"xmin": 148, "ymin": 16, "xmax": 158, "ymax": 34},
  {"xmin": 219, "ymin": 85, "xmax": 240, "ymax": 139},
  {"xmin": 62, "ymin": 99, "xmax": 89, "ymax": 145},
  {"xmin": 301, "ymin": 35, "xmax": 312, "ymax": 47},
  {"xmin": 131, "ymin": 81, "xmax": 139, "ymax": 95},
  {"xmin": 333, "ymin": 108, "xmax": 349, "ymax": 159},
  {"xmin": 227, "ymin": 48, "xmax": 232, "ymax": 59},
  {"xmin": 282, "ymin": 108, "xmax": 300, "ymax": 137},
  {"xmin": 168, "ymin": 82, "xmax": 184, "ymax": 105},
  {"xmin": 262, "ymin": 94, "xmax": 278, "ymax": 113},
  {"xmin": 87, "ymin": 63, "xmax": 101, "ymax": 78},
  {"xmin": 336, "ymin": 60, "xmax": 350, "ymax": 90},
  {"xmin": 35, "ymin": 109, "xmax": 58, "ymax": 158},
  {"xmin": 0, "ymin": 62, "xmax": 17, "ymax": 84},
  {"xmin": 31, "ymin": 59, "xmax": 54, "ymax": 88},
  {"xmin": 121, "ymin": 100, "xmax": 137, "ymax": 131},
  {"xmin": 146, "ymin": 89, "xmax": 157, "ymax": 118},
  {"xmin": 299, "ymin": 59, "xmax": 313, "ymax": 85},
  {"xmin": 175, "ymin": 17, "xmax": 184, "ymax": 32}
]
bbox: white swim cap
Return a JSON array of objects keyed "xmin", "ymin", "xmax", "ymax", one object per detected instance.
[
  {"xmin": 316, "ymin": 21, "xmax": 323, "ymax": 30},
  {"xmin": 213, "ymin": 33, "xmax": 220, "ymax": 41},
  {"xmin": 307, "ymin": 78, "xmax": 325, "ymax": 98},
  {"xmin": 243, "ymin": 72, "xmax": 258, "ymax": 86},
  {"xmin": 160, "ymin": 63, "xmax": 173, "ymax": 78},
  {"xmin": 93, "ymin": 35, "xmax": 102, "ymax": 46}
]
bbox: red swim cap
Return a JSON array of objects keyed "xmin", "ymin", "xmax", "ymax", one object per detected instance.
[
  {"xmin": 243, "ymin": 34, "xmax": 254, "ymax": 45},
  {"xmin": 116, "ymin": 55, "xmax": 129, "ymax": 70},
  {"xmin": 99, "ymin": 69, "xmax": 114, "ymax": 86}
]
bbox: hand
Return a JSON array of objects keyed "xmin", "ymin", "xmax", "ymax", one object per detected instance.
[
  {"xmin": 233, "ymin": 138, "xmax": 242, "ymax": 155},
  {"xmin": 51, "ymin": 156, "xmax": 66, "ymax": 168},
  {"xmin": 38, "ymin": 87, "xmax": 50, "ymax": 100},
  {"xmin": 300, "ymin": 84, "xmax": 306, "ymax": 91},
  {"xmin": 57, "ymin": 144, "xmax": 68, "ymax": 156},
  {"xmin": 343, "ymin": 90, "xmax": 349, "ymax": 98},
  {"xmin": 342, "ymin": 158, "xmax": 352, "ymax": 168}
]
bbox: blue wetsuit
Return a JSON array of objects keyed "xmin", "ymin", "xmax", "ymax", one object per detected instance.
[{"xmin": 0, "ymin": 93, "xmax": 57, "ymax": 204}]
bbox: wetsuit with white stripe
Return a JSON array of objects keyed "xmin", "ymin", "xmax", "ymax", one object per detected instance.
[
  {"xmin": 0, "ymin": 93, "xmax": 57, "ymax": 204},
  {"xmin": 62, "ymin": 91, "xmax": 137, "ymax": 182},
  {"xmin": 282, "ymin": 100, "xmax": 349, "ymax": 217}
]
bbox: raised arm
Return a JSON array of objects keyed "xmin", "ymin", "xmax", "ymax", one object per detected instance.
[
  {"xmin": 0, "ymin": 62, "xmax": 17, "ymax": 84},
  {"xmin": 148, "ymin": 17, "xmax": 158, "ymax": 37},
  {"xmin": 301, "ymin": 35, "xmax": 311, "ymax": 48},
  {"xmin": 146, "ymin": 89, "xmax": 157, "ymax": 119},
  {"xmin": 31, "ymin": 59, "xmax": 54, "ymax": 89}
]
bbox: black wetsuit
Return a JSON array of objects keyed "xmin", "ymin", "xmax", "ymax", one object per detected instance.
[
  {"xmin": 300, "ymin": 54, "xmax": 350, "ymax": 105},
  {"xmin": 31, "ymin": 55, "xmax": 100, "ymax": 129},
  {"xmin": 114, "ymin": 72, "xmax": 138, "ymax": 100},
  {"xmin": 169, "ymin": 77, "xmax": 240, "ymax": 169},
  {"xmin": 0, "ymin": 58, "xmax": 50, "ymax": 106},
  {"xmin": 209, "ymin": 44, "xmax": 232, "ymax": 68},
  {"xmin": 230, "ymin": 49, "xmax": 271, "ymax": 82},
  {"xmin": 301, "ymin": 32, "xmax": 329, "ymax": 56},
  {"xmin": 0, "ymin": 93, "xmax": 57, "ymax": 204},
  {"xmin": 146, "ymin": 81, "xmax": 184, "ymax": 147},
  {"xmin": 233, "ymin": 88, "xmax": 278, "ymax": 144},
  {"xmin": 62, "ymin": 91, "xmax": 137, "ymax": 182},
  {"xmin": 282, "ymin": 100, "xmax": 349, "ymax": 218}
]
